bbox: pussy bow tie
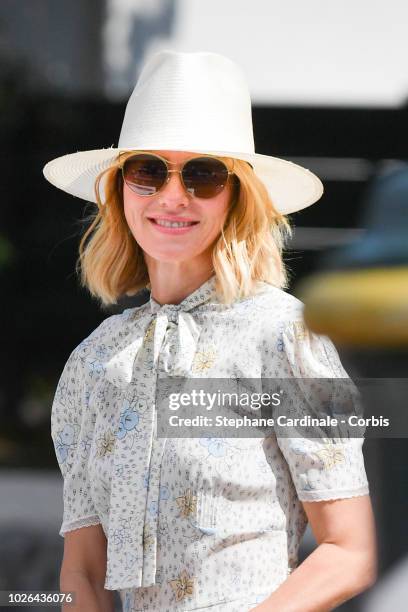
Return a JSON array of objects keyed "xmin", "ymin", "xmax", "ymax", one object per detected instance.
[{"xmin": 100, "ymin": 279, "xmax": 217, "ymax": 590}]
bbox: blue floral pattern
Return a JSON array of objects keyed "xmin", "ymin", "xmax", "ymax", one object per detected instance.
[{"xmin": 51, "ymin": 275, "xmax": 369, "ymax": 611}]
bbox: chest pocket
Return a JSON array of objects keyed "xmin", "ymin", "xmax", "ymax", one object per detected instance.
[{"xmin": 170, "ymin": 486, "xmax": 218, "ymax": 541}]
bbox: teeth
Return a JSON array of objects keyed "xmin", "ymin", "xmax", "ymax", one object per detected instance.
[{"xmin": 155, "ymin": 219, "xmax": 196, "ymax": 228}]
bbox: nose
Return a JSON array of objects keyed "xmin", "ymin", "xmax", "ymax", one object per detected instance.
[{"xmin": 158, "ymin": 170, "xmax": 190, "ymax": 207}]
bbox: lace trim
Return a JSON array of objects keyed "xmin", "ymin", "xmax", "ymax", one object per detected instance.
[
  {"xmin": 59, "ymin": 515, "xmax": 101, "ymax": 537},
  {"xmin": 297, "ymin": 485, "xmax": 369, "ymax": 502}
]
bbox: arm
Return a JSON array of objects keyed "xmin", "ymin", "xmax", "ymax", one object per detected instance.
[
  {"xmin": 50, "ymin": 346, "xmax": 113, "ymax": 609},
  {"xmin": 60, "ymin": 524, "xmax": 114, "ymax": 612},
  {"xmin": 252, "ymin": 495, "xmax": 377, "ymax": 612}
]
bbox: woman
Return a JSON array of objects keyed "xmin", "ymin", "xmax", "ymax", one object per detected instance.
[{"xmin": 44, "ymin": 51, "xmax": 377, "ymax": 612}]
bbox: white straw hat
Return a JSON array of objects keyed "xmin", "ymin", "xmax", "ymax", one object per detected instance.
[{"xmin": 42, "ymin": 50, "xmax": 323, "ymax": 214}]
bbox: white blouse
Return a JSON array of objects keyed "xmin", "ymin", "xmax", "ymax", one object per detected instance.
[{"xmin": 51, "ymin": 275, "xmax": 369, "ymax": 612}]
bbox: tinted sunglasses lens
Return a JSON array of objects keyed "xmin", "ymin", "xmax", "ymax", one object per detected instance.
[
  {"xmin": 182, "ymin": 157, "xmax": 229, "ymax": 198},
  {"xmin": 122, "ymin": 155, "xmax": 167, "ymax": 195}
]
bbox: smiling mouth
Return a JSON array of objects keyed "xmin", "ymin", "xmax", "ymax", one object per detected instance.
[{"xmin": 148, "ymin": 218, "xmax": 200, "ymax": 228}]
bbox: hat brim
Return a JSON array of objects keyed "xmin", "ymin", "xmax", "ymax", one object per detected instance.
[{"xmin": 42, "ymin": 147, "xmax": 323, "ymax": 215}]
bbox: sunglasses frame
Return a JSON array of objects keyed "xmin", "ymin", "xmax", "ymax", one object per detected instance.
[{"xmin": 117, "ymin": 150, "xmax": 236, "ymax": 199}]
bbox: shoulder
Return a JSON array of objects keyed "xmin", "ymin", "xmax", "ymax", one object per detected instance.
[
  {"xmin": 78, "ymin": 304, "xmax": 148, "ymax": 350},
  {"xmin": 236, "ymin": 282, "xmax": 305, "ymax": 327},
  {"xmin": 63, "ymin": 303, "xmax": 149, "ymax": 375}
]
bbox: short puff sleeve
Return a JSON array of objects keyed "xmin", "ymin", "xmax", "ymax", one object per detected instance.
[
  {"xmin": 51, "ymin": 346, "xmax": 101, "ymax": 536},
  {"xmin": 276, "ymin": 320, "xmax": 370, "ymax": 502}
]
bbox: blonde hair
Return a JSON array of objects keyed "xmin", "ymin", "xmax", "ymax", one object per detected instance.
[{"xmin": 76, "ymin": 152, "xmax": 292, "ymax": 307}]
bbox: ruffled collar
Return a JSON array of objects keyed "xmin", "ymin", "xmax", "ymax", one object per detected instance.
[{"xmin": 148, "ymin": 274, "xmax": 218, "ymax": 315}]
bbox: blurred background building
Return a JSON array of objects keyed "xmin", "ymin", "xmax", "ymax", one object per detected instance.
[{"xmin": 0, "ymin": 1, "xmax": 407, "ymax": 610}]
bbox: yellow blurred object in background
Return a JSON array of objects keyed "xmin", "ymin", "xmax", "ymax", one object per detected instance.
[{"xmin": 298, "ymin": 266, "xmax": 408, "ymax": 347}]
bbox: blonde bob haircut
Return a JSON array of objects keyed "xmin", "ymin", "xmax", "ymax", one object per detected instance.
[{"xmin": 76, "ymin": 152, "xmax": 293, "ymax": 307}]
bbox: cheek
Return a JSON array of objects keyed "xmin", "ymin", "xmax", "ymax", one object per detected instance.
[
  {"xmin": 207, "ymin": 192, "xmax": 231, "ymax": 229},
  {"xmin": 123, "ymin": 199, "xmax": 131, "ymax": 228},
  {"xmin": 123, "ymin": 190, "xmax": 146, "ymax": 232}
]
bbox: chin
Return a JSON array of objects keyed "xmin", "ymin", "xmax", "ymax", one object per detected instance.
[{"xmin": 150, "ymin": 252, "xmax": 199, "ymax": 263}]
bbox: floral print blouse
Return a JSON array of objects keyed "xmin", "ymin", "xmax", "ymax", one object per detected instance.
[{"xmin": 51, "ymin": 275, "xmax": 369, "ymax": 612}]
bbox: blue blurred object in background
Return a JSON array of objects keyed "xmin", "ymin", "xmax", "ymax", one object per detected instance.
[{"xmin": 321, "ymin": 162, "xmax": 408, "ymax": 270}]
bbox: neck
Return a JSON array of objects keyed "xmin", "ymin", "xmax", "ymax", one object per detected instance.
[{"xmin": 145, "ymin": 256, "xmax": 214, "ymax": 306}]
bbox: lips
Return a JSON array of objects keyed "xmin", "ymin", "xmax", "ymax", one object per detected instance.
[
  {"xmin": 147, "ymin": 216, "xmax": 200, "ymax": 234},
  {"xmin": 148, "ymin": 216, "xmax": 199, "ymax": 223},
  {"xmin": 147, "ymin": 216, "xmax": 200, "ymax": 228}
]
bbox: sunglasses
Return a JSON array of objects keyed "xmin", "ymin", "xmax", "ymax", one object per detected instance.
[{"xmin": 118, "ymin": 151, "xmax": 237, "ymax": 199}]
